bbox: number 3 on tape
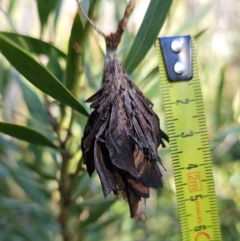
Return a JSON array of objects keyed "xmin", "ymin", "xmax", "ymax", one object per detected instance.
[{"xmin": 156, "ymin": 36, "xmax": 222, "ymax": 241}]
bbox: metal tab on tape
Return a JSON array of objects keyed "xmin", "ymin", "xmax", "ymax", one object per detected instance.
[{"xmin": 160, "ymin": 35, "xmax": 193, "ymax": 82}]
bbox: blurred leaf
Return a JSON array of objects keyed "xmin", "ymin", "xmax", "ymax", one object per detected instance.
[
  {"xmin": 13, "ymin": 72, "xmax": 51, "ymax": 130},
  {"xmin": 36, "ymin": 0, "xmax": 59, "ymax": 33},
  {"xmin": 124, "ymin": 0, "xmax": 173, "ymax": 74},
  {"xmin": 214, "ymin": 125, "xmax": 240, "ymax": 139},
  {"xmin": 23, "ymin": 161, "xmax": 56, "ymax": 181},
  {"xmin": 0, "ymin": 6, "xmax": 17, "ymax": 32},
  {"xmin": 215, "ymin": 66, "xmax": 225, "ymax": 127},
  {"xmin": 80, "ymin": 195, "xmax": 114, "ymax": 207},
  {"xmin": 9, "ymin": 168, "xmax": 48, "ymax": 206},
  {"xmin": 65, "ymin": 12, "xmax": 84, "ymax": 91},
  {"xmin": 13, "ymin": 225, "xmax": 49, "ymax": 241},
  {"xmin": 0, "ymin": 35, "xmax": 89, "ymax": 116},
  {"xmin": 84, "ymin": 63, "xmax": 98, "ymax": 90},
  {"xmin": 0, "ymin": 197, "xmax": 58, "ymax": 240},
  {"xmin": 0, "ymin": 31, "xmax": 66, "ymax": 58},
  {"xmin": 0, "ymin": 59, "xmax": 10, "ymax": 93},
  {"xmin": 47, "ymin": 49, "xmax": 64, "ymax": 83},
  {"xmin": 138, "ymin": 66, "xmax": 158, "ymax": 86},
  {"xmin": 175, "ymin": 5, "xmax": 211, "ymax": 35},
  {"xmin": 0, "ymin": 122, "xmax": 57, "ymax": 149},
  {"xmin": 76, "ymin": 195, "xmax": 115, "ymax": 228},
  {"xmin": 194, "ymin": 28, "xmax": 208, "ymax": 40},
  {"xmin": 53, "ymin": 0, "xmax": 63, "ymax": 32},
  {"xmin": 71, "ymin": 171, "xmax": 92, "ymax": 199},
  {"xmin": 8, "ymin": 0, "xmax": 17, "ymax": 14},
  {"xmin": 88, "ymin": 215, "xmax": 118, "ymax": 233},
  {"xmin": 0, "ymin": 135, "xmax": 18, "ymax": 153}
]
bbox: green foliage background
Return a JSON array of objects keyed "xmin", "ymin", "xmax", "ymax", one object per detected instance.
[{"xmin": 0, "ymin": 0, "xmax": 240, "ymax": 240}]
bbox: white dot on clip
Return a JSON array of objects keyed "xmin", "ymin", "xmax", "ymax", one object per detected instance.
[
  {"xmin": 174, "ymin": 61, "xmax": 185, "ymax": 75},
  {"xmin": 171, "ymin": 39, "xmax": 183, "ymax": 52}
]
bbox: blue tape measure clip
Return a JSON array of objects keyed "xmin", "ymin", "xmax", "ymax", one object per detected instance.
[{"xmin": 159, "ymin": 35, "xmax": 193, "ymax": 82}]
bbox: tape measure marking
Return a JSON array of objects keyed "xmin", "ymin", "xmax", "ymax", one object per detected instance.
[{"xmin": 156, "ymin": 36, "xmax": 222, "ymax": 241}]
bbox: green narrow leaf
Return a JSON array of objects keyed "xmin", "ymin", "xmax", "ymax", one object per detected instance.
[
  {"xmin": 124, "ymin": 0, "xmax": 173, "ymax": 74},
  {"xmin": 0, "ymin": 59, "xmax": 10, "ymax": 92},
  {"xmin": 53, "ymin": 0, "xmax": 64, "ymax": 33},
  {"xmin": 74, "ymin": 196, "xmax": 115, "ymax": 228},
  {"xmin": 193, "ymin": 29, "xmax": 208, "ymax": 40},
  {"xmin": 65, "ymin": 13, "xmax": 84, "ymax": 91},
  {"xmin": 0, "ymin": 6, "xmax": 17, "ymax": 32},
  {"xmin": 0, "ymin": 34, "xmax": 89, "ymax": 116},
  {"xmin": 13, "ymin": 73, "xmax": 48, "ymax": 125},
  {"xmin": 47, "ymin": 49, "xmax": 64, "ymax": 83},
  {"xmin": 0, "ymin": 32, "xmax": 66, "ymax": 58},
  {"xmin": 215, "ymin": 66, "xmax": 225, "ymax": 127},
  {"xmin": 36, "ymin": 0, "xmax": 59, "ymax": 32},
  {"xmin": 13, "ymin": 72, "xmax": 55, "ymax": 140},
  {"xmin": 9, "ymin": 162, "xmax": 49, "ymax": 204},
  {"xmin": 71, "ymin": 171, "xmax": 92, "ymax": 199},
  {"xmin": 0, "ymin": 122, "xmax": 57, "ymax": 149},
  {"xmin": 8, "ymin": 0, "xmax": 17, "ymax": 14},
  {"xmin": 84, "ymin": 63, "xmax": 98, "ymax": 90}
]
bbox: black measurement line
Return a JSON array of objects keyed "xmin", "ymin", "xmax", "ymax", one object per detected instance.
[
  {"xmin": 204, "ymin": 169, "xmax": 214, "ymax": 173},
  {"xmin": 196, "ymin": 109, "xmax": 205, "ymax": 113},
  {"xmin": 178, "ymin": 205, "xmax": 187, "ymax": 210},
  {"xmin": 171, "ymin": 151, "xmax": 183, "ymax": 155},
  {"xmin": 171, "ymin": 135, "xmax": 181, "ymax": 138},
  {"xmin": 171, "ymin": 158, "xmax": 180, "ymax": 162},
  {"xmin": 162, "ymin": 93, "xmax": 171, "ymax": 97},
  {"xmin": 163, "ymin": 98, "xmax": 171, "ymax": 102},
  {"xmin": 166, "ymin": 114, "xmax": 175, "ymax": 118},
  {"xmin": 201, "ymin": 178, "xmax": 213, "ymax": 182},
  {"xmin": 168, "ymin": 126, "xmax": 175, "ymax": 132},
  {"xmin": 201, "ymin": 141, "xmax": 209, "ymax": 144},
  {"xmin": 193, "ymin": 116, "xmax": 205, "ymax": 120},
  {"xmin": 194, "ymin": 93, "xmax": 202, "ymax": 102},
  {"xmin": 168, "ymin": 132, "xmax": 177, "ymax": 136},
  {"xmin": 162, "ymin": 97, "xmax": 171, "ymax": 101},
  {"xmin": 171, "ymin": 153, "xmax": 182, "ymax": 159},
  {"xmin": 166, "ymin": 118, "xmax": 178, "ymax": 123},
  {"xmin": 175, "ymin": 177, "xmax": 183, "ymax": 182},
  {"xmin": 178, "ymin": 206, "xmax": 187, "ymax": 212},
  {"xmin": 174, "ymin": 167, "xmax": 185, "ymax": 171},
  {"xmin": 197, "ymin": 147, "xmax": 209, "ymax": 150},
  {"xmin": 177, "ymin": 183, "xmax": 187, "ymax": 186},
  {"xmin": 164, "ymin": 107, "xmax": 173, "ymax": 111}
]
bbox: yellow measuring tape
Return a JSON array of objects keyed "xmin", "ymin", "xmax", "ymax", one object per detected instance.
[{"xmin": 156, "ymin": 36, "xmax": 222, "ymax": 241}]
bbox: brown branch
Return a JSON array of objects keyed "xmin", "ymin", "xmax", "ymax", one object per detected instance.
[
  {"xmin": 58, "ymin": 140, "xmax": 71, "ymax": 241},
  {"xmin": 106, "ymin": 0, "xmax": 136, "ymax": 48}
]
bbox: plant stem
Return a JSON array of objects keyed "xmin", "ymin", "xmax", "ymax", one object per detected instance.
[
  {"xmin": 59, "ymin": 149, "xmax": 71, "ymax": 241},
  {"xmin": 57, "ymin": 2, "xmax": 100, "ymax": 240}
]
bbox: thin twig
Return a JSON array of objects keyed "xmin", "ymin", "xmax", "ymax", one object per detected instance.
[
  {"xmin": 59, "ymin": 151, "xmax": 71, "ymax": 241},
  {"xmin": 105, "ymin": 0, "xmax": 136, "ymax": 48},
  {"xmin": 75, "ymin": 0, "xmax": 106, "ymax": 39},
  {"xmin": 115, "ymin": 0, "xmax": 136, "ymax": 40},
  {"xmin": 75, "ymin": 0, "xmax": 136, "ymax": 49}
]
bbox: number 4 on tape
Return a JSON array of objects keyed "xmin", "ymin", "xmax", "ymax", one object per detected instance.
[{"xmin": 156, "ymin": 35, "xmax": 222, "ymax": 241}]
